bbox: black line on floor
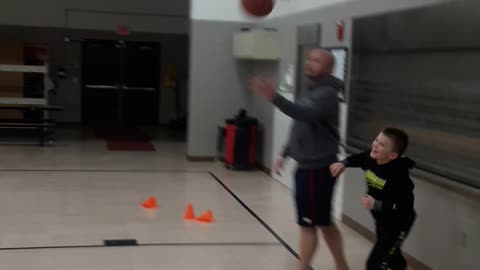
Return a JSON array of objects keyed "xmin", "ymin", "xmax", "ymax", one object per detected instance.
[
  {"xmin": 0, "ymin": 169, "xmax": 209, "ymax": 173},
  {"xmin": 0, "ymin": 244, "xmax": 105, "ymax": 251},
  {"xmin": 140, "ymin": 242, "xmax": 281, "ymax": 247},
  {"xmin": 0, "ymin": 242, "xmax": 281, "ymax": 251},
  {"xmin": 208, "ymin": 171, "xmax": 300, "ymax": 260}
]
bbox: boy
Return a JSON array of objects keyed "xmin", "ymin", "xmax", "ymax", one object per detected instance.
[{"xmin": 330, "ymin": 127, "xmax": 416, "ymax": 270}]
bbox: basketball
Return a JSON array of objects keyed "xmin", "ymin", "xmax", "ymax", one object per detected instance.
[{"xmin": 241, "ymin": 0, "xmax": 274, "ymax": 17}]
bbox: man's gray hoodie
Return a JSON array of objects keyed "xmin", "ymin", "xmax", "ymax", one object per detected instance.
[{"xmin": 272, "ymin": 75, "xmax": 342, "ymax": 168}]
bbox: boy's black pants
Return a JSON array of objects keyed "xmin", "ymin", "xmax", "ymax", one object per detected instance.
[{"xmin": 367, "ymin": 213, "xmax": 416, "ymax": 270}]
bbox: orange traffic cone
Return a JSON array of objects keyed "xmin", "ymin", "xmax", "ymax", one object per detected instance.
[
  {"xmin": 183, "ymin": 203, "xmax": 196, "ymax": 221},
  {"xmin": 196, "ymin": 210, "xmax": 214, "ymax": 223},
  {"xmin": 141, "ymin": 196, "xmax": 158, "ymax": 209}
]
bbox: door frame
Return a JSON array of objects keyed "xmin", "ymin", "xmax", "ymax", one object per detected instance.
[{"xmin": 80, "ymin": 39, "xmax": 162, "ymax": 125}]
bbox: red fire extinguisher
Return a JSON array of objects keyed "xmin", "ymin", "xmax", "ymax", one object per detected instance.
[{"xmin": 337, "ymin": 20, "xmax": 345, "ymax": 42}]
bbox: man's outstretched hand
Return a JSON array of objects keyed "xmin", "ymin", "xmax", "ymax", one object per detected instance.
[{"xmin": 250, "ymin": 77, "xmax": 276, "ymax": 101}]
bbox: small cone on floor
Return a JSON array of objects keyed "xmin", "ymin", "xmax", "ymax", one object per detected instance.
[
  {"xmin": 183, "ymin": 203, "xmax": 196, "ymax": 220},
  {"xmin": 196, "ymin": 210, "xmax": 214, "ymax": 223},
  {"xmin": 141, "ymin": 197, "xmax": 158, "ymax": 209}
]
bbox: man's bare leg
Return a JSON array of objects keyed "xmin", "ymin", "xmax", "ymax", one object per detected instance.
[
  {"xmin": 320, "ymin": 224, "xmax": 349, "ymax": 270},
  {"xmin": 298, "ymin": 226, "xmax": 318, "ymax": 270}
]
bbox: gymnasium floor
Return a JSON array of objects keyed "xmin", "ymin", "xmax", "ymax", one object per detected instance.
[{"xmin": 0, "ymin": 128, "xmax": 373, "ymax": 269}]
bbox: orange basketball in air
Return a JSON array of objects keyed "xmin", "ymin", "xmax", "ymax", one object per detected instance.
[{"xmin": 241, "ymin": 0, "xmax": 275, "ymax": 17}]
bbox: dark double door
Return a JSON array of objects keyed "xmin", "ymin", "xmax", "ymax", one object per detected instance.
[{"xmin": 82, "ymin": 40, "xmax": 160, "ymax": 125}]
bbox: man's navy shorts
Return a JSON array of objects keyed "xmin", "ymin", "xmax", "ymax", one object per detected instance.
[{"xmin": 295, "ymin": 167, "xmax": 336, "ymax": 227}]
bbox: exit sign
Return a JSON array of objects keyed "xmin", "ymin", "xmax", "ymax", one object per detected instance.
[{"xmin": 116, "ymin": 25, "xmax": 130, "ymax": 36}]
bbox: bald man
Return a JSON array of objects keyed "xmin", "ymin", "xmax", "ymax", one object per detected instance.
[{"xmin": 251, "ymin": 48, "xmax": 349, "ymax": 270}]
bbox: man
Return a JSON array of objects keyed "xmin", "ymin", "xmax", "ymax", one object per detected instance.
[{"xmin": 250, "ymin": 48, "xmax": 349, "ymax": 270}]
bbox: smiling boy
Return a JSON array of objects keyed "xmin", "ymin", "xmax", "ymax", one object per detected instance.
[{"xmin": 330, "ymin": 127, "xmax": 416, "ymax": 270}]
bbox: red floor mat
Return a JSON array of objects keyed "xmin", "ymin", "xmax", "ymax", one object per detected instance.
[{"xmin": 94, "ymin": 127, "xmax": 156, "ymax": 152}]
